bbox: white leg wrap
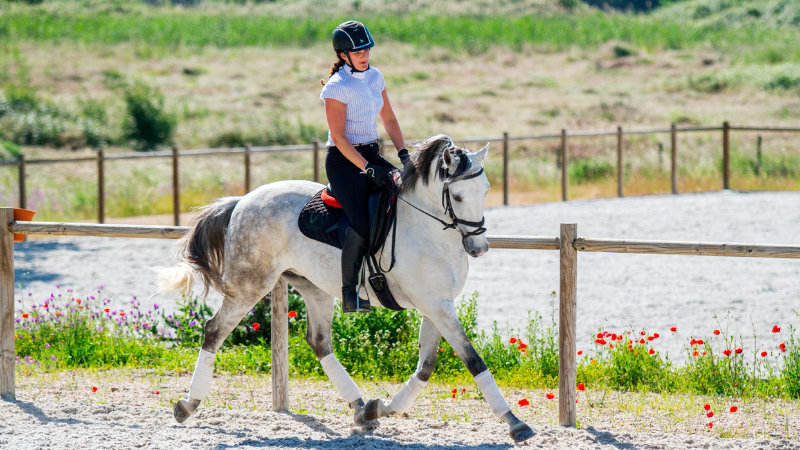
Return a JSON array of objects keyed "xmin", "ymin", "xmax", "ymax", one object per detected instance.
[
  {"xmin": 188, "ymin": 349, "xmax": 216, "ymax": 400},
  {"xmin": 474, "ymin": 370, "xmax": 510, "ymax": 418},
  {"xmin": 388, "ymin": 375, "xmax": 426, "ymax": 414},
  {"xmin": 320, "ymin": 353, "xmax": 361, "ymax": 404}
]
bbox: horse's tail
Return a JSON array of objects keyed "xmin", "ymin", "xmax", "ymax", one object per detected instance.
[{"xmin": 158, "ymin": 196, "xmax": 241, "ymax": 298}]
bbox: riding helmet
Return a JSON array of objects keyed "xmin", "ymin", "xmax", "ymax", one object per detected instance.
[{"xmin": 332, "ymin": 20, "xmax": 375, "ymax": 53}]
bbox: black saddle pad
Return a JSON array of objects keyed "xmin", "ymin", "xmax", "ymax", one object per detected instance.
[{"xmin": 298, "ymin": 189, "xmax": 347, "ymax": 249}]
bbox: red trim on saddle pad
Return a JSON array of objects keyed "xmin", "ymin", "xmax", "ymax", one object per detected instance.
[{"xmin": 321, "ymin": 189, "xmax": 342, "ymax": 208}]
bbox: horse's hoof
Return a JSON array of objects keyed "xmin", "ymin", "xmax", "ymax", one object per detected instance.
[
  {"xmin": 363, "ymin": 398, "xmax": 388, "ymax": 422},
  {"xmin": 509, "ymin": 421, "xmax": 535, "ymax": 442},
  {"xmin": 174, "ymin": 398, "xmax": 201, "ymax": 423},
  {"xmin": 353, "ymin": 401, "xmax": 381, "ymax": 428}
]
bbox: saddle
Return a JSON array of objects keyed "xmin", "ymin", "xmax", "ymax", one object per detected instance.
[{"xmin": 298, "ymin": 186, "xmax": 404, "ymax": 311}]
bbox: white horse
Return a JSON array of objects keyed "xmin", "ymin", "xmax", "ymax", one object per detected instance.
[{"xmin": 160, "ymin": 135, "xmax": 535, "ymax": 442}]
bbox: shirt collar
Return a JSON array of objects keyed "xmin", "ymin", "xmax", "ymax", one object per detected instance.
[{"xmin": 340, "ymin": 63, "xmax": 368, "ymax": 80}]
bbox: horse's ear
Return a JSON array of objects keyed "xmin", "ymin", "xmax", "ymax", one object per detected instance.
[
  {"xmin": 442, "ymin": 145, "xmax": 460, "ymax": 175},
  {"xmin": 475, "ymin": 143, "xmax": 489, "ymax": 165}
]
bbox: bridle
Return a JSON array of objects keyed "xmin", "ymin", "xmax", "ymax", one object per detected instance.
[{"xmin": 397, "ymin": 149, "xmax": 487, "ymax": 243}]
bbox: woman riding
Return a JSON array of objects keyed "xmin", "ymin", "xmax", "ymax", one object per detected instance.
[{"xmin": 320, "ymin": 20, "xmax": 410, "ymax": 314}]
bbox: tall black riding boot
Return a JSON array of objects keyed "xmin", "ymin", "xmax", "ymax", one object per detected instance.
[{"xmin": 341, "ymin": 227, "xmax": 370, "ymax": 313}]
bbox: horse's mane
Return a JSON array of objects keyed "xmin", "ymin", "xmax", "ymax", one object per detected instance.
[{"xmin": 400, "ymin": 134, "xmax": 453, "ymax": 193}]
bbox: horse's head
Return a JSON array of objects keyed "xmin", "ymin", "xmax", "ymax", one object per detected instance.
[{"xmin": 400, "ymin": 135, "xmax": 490, "ymax": 258}]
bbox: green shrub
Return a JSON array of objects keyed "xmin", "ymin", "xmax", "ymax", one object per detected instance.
[
  {"xmin": 122, "ymin": 80, "xmax": 176, "ymax": 151},
  {"xmin": 569, "ymin": 157, "xmax": 615, "ymax": 184}
]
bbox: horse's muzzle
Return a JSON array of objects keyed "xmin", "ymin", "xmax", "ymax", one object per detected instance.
[{"xmin": 463, "ymin": 236, "xmax": 489, "ymax": 258}]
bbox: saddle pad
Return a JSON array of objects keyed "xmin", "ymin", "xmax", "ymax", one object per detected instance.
[{"xmin": 298, "ymin": 189, "xmax": 345, "ymax": 249}]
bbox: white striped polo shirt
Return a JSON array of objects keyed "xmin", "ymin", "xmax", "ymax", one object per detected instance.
[{"xmin": 320, "ymin": 64, "xmax": 386, "ymax": 147}]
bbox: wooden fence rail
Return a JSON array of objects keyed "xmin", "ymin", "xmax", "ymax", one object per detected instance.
[
  {"xmin": 3, "ymin": 123, "xmax": 799, "ymax": 224},
  {"xmin": 4, "ymin": 211, "xmax": 800, "ymax": 424}
]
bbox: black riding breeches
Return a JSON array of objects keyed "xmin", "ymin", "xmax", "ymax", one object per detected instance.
[{"xmin": 326, "ymin": 143, "xmax": 396, "ymax": 238}]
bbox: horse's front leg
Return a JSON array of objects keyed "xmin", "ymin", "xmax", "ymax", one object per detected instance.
[
  {"xmin": 426, "ymin": 300, "xmax": 535, "ymax": 443},
  {"xmin": 363, "ymin": 315, "xmax": 441, "ymax": 420}
]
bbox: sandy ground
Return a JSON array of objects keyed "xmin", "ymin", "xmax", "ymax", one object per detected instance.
[
  {"xmin": 2, "ymin": 368, "xmax": 799, "ymax": 449},
  {"xmin": 6, "ymin": 190, "xmax": 800, "ymax": 448}
]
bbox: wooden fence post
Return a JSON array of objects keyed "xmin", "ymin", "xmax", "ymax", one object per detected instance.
[
  {"xmin": 0, "ymin": 208, "xmax": 15, "ymax": 398},
  {"xmin": 271, "ymin": 277, "xmax": 289, "ymax": 411},
  {"xmin": 172, "ymin": 146, "xmax": 180, "ymax": 227},
  {"xmin": 561, "ymin": 129, "xmax": 568, "ymax": 202},
  {"xmin": 17, "ymin": 155, "xmax": 26, "ymax": 210},
  {"xmin": 313, "ymin": 140, "xmax": 320, "ymax": 183},
  {"xmin": 244, "ymin": 144, "xmax": 252, "ymax": 194},
  {"xmin": 722, "ymin": 121, "xmax": 730, "ymax": 190},
  {"xmin": 503, "ymin": 132, "xmax": 509, "ymax": 206},
  {"xmin": 559, "ymin": 223, "xmax": 577, "ymax": 427},
  {"xmin": 617, "ymin": 126, "xmax": 624, "ymax": 198},
  {"xmin": 670, "ymin": 123, "xmax": 678, "ymax": 194},
  {"xmin": 97, "ymin": 149, "xmax": 105, "ymax": 224}
]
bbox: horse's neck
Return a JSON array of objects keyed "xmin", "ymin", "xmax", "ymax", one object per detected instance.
[{"xmin": 396, "ymin": 181, "xmax": 462, "ymax": 252}]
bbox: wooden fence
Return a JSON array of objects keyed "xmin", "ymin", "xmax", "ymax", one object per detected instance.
[
  {"xmin": 2, "ymin": 123, "xmax": 798, "ymax": 225},
  {"xmin": 3, "ymin": 209, "xmax": 800, "ymax": 427}
]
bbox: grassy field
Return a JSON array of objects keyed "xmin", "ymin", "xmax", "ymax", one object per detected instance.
[{"xmin": 1, "ymin": 0, "xmax": 799, "ymax": 219}]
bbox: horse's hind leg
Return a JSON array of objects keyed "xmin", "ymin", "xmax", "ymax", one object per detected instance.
[
  {"xmin": 363, "ymin": 316, "xmax": 441, "ymax": 421},
  {"xmin": 174, "ymin": 272, "xmax": 278, "ymax": 423},
  {"xmin": 424, "ymin": 300, "xmax": 535, "ymax": 443},
  {"xmin": 285, "ymin": 274, "xmax": 377, "ymax": 428}
]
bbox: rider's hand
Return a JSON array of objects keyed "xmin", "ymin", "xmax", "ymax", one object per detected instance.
[
  {"xmin": 364, "ymin": 162, "xmax": 395, "ymax": 189},
  {"xmin": 398, "ymin": 148, "xmax": 411, "ymax": 171}
]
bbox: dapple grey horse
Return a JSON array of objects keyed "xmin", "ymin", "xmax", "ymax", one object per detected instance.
[{"xmin": 159, "ymin": 135, "xmax": 534, "ymax": 442}]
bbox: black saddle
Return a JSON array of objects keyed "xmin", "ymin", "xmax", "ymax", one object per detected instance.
[{"xmin": 298, "ymin": 186, "xmax": 404, "ymax": 310}]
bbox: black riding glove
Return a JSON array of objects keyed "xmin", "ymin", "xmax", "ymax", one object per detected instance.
[
  {"xmin": 398, "ymin": 148, "xmax": 410, "ymax": 170},
  {"xmin": 364, "ymin": 162, "xmax": 396, "ymax": 189}
]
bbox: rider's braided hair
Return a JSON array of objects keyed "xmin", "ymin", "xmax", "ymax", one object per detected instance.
[{"xmin": 320, "ymin": 57, "xmax": 346, "ymax": 86}]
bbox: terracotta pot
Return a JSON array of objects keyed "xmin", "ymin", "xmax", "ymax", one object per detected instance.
[{"xmin": 13, "ymin": 208, "xmax": 36, "ymax": 243}]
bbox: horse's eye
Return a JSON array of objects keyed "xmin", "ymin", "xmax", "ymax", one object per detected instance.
[{"xmin": 453, "ymin": 195, "xmax": 463, "ymax": 202}]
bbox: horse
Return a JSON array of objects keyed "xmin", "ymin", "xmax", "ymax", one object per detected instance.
[{"xmin": 159, "ymin": 134, "xmax": 535, "ymax": 443}]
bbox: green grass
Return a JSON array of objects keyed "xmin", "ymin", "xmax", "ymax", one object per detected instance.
[
  {"xmin": 2, "ymin": 5, "xmax": 800, "ymax": 63},
  {"xmin": 13, "ymin": 285, "xmax": 800, "ymax": 399}
]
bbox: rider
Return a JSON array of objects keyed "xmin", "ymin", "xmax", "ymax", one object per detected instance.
[{"xmin": 320, "ymin": 20, "xmax": 410, "ymax": 314}]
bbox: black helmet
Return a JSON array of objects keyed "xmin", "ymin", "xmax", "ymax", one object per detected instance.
[{"xmin": 332, "ymin": 20, "xmax": 374, "ymax": 53}]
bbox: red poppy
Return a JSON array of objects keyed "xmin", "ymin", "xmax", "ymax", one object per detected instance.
[
  {"xmin": 707, "ymin": 422, "xmax": 713, "ymax": 429},
  {"xmin": 670, "ymin": 327, "xmax": 677, "ymax": 332},
  {"xmin": 595, "ymin": 338, "xmax": 607, "ymax": 345},
  {"xmin": 610, "ymin": 333, "xmax": 617, "ymax": 340},
  {"xmin": 713, "ymin": 329, "xmax": 720, "ymax": 335},
  {"xmin": 647, "ymin": 336, "xmax": 654, "ymax": 341},
  {"xmin": 779, "ymin": 342, "xmax": 786, "ymax": 350},
  {"xmin": 702, "ymin": 351, "xmax": 707, "ymax": 356},
  {"xmin": 596, "ymin": 332, "xmax": 603, "ymax": 339},
  {"xmin": 22, "ymin": 313, "xmax": 28, "ymax": 318},
  {"xmin": 693, "ymin": 351, "xmax": 699, "ymax": 357},
  {"xmin": 120, "ymin": 311, "xmax": 125, "ymax": 317},
  {"xmin": 577, "ymin": 383, "xmax": 585, "ymax": 391},
  {"xmin": 451, "ymin": 393, "xmax": 455, "ymax": 398},
  {"xmin": 546, "ymin": 393, "xmax": 554, "ymax": 400},
  {"xmin": 707, "ymin": 411, "xmax": 714, "ymax": 418},
  {"xmin": 772, "ymin": 325, "xmax": 781, "ymax": 333},
  {"xmin": 723, "ymin": 349, "xmax": 732, "ymax": 356},
  {"xmin": 288, "ymin": 311, "xmax": 297, "ymax": 318},
  {"xmin": 638, "ymin": 338, "xmax": 645, "ymax": 344},
  {"xmin": 653, "ymin": 333, "xmax": 660, "ymax": 339},
  {"xmin": 577, "ymin": 350, "xmax": 583, "ymax": 356},
  {"xmin": 703, "ymin": 404, "xmax": 710, "ymax": 411},
  {"xmin": 640, "ymin": 331, "xmax": 646, "ymax": 336},
  {"xmin": 91, "ymin": 386, "xmax": 98, "ymax": 392},
  {"xmin": 648, "ymin": 349, "xmax": 655, "ymax": 355},
  {"xmin": 730, "ymin": 406, "xmax": 738, "ymax": 413},
  {"xmin": 461, "ymin": 388, "xmax": 466, "ymax": 394},
  {"xmin": 509, "ymin": 337, "xmax": 517, "ymax": 344},
  {"xmin": 252, "ymin": 322, "xmax": 261, "ymax": 331},
  {"xmin": 761, "ymin": 351, "xmax": 768, "ymax": 357},
  {"xmin": 104, "ymin": 308, "xmax": 110, "ymax": 313},
  {"xmin": 452, "ymin": 388, "xmax": 457, "ymax": 394},
  {"xmin": 518, "ymin": 342, "xmax": 528, "ymax": 350},
  {"xmin": 690, "ymin": 338, "xmax": 697, "ymax": 345},
  {"xmin": 155, "ymin": 391, "xmax": 160, "ymax": 395},
  {"xmin": 735, "ymin": 348, "xmax": 742, "ymax": 354},
  {"xmin": 518, "ymin": 398, "xmax": 529, "ymax": 406},
  {"xmin": 697, "ymin": 339, "xmax": 704, "ymax": 345}
]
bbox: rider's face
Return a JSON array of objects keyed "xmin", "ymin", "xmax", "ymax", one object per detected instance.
[{"xmin": 343, "ymin": 49, "xmax": 370, "ymax": 71}]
